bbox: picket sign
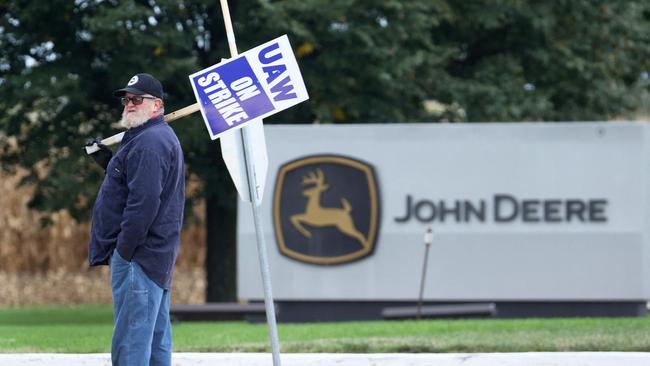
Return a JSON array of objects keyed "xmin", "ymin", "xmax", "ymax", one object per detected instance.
[
  {"xmin": 188, "ymin": 35, "xmax": 308, "ymax": 140},
  {"xmin": 188, "ymin": 33, "xmax": 308, "ymax": 203}
]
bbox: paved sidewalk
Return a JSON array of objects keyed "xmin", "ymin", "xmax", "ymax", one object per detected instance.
[{"xmin": 1, "ymin": 352, "xmax": 650, "ymax": 366}]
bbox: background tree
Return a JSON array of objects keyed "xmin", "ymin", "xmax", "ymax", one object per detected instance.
[
  {"xmin": 434, "ymin": 1, "xmax": 650, "ymax": 121},
  {"xmin": 1, "ymin": 0, "xmax": 649, "ymax": 301}
]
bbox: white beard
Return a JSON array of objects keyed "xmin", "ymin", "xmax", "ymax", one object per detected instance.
[{"xmin": 120, "ymin": 103, "xmax": 155, "ymax": 129}]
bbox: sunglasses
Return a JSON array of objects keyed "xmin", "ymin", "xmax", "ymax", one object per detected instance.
[{"xmin": 120, "ymin": 95, "xmax": 157, "ymax": 106}]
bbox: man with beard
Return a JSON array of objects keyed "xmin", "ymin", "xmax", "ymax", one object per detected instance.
[{"xmin": 86, "ymin": 73, "xmax": 185, "ymax": 366}]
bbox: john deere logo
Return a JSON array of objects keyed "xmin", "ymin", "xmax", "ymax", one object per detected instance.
[{"xmin": 273, "ymin": 155, "xmax": 380, "ymax": 265}]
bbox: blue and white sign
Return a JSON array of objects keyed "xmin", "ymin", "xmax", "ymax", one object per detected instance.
[{"xmin": 189, "ymin": 35, "xmax": 309, "ymax": 140}]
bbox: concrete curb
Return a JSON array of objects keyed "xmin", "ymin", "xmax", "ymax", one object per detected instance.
[{"xmin": 1, "ymin": 352, "xmax": 650, "ymax": 366}]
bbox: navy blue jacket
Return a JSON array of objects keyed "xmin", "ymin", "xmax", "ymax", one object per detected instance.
[{"xmin": 88, "ymin": 116, "xmax": 185, "ymax": 289}]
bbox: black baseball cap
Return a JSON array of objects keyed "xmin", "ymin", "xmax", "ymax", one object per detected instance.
[{"xmin": 113, "ymin": 73, "xmax": 164, "ymax": 99}]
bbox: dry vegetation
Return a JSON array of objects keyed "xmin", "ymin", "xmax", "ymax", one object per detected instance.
[{"xmin": 0, "ymin": 170, "xmax": 207, "ymax": 306}]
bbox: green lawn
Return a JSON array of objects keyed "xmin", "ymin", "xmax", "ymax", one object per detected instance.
[{"xmin": 1, "ymin": 304, "xmax": 650, "ymax": 353}]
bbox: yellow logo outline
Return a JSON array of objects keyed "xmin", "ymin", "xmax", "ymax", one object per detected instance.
[{"xmin": 273, "ymin": 155, "xmax": 380, "ymax": 265}]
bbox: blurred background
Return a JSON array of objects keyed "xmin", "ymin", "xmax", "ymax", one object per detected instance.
[{"xmin": 1, "ymin": 0, "xmax": 649, "ymax": 309}]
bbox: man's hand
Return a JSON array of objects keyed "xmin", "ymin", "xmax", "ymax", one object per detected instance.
[{"xmin": 85, "ymin": 139, "xmax": 113, "ymax": 170}]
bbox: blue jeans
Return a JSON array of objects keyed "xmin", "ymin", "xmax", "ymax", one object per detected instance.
[{"xmin": 111, "ymin": 250, "xmax": 172, "ymax": 366}]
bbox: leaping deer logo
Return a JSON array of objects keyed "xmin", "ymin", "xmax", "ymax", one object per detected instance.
[{"xmin": 290, "ymin": 169, "xmax": 369, "ymax": 249}]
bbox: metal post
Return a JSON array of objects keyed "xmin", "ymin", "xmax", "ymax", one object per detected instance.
[
  {"xmin": 218, "ymin": 1, "xmax": 282, "ymax": 364},
  {"xmin": 417, "ymin": 227, "xmax": 433, "ymax": 319},
  {"xmin": 242, "ymin": 129, "xmax": 281, "ymax": 365}
]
